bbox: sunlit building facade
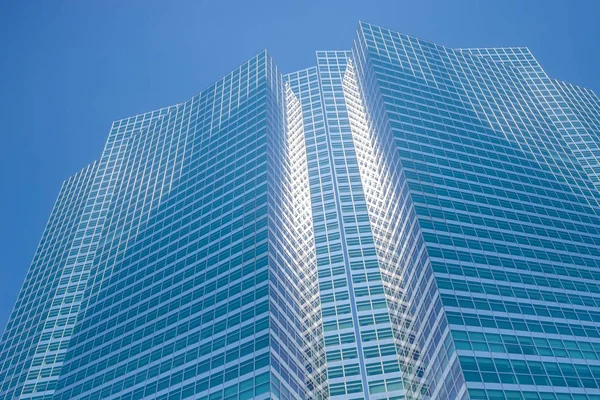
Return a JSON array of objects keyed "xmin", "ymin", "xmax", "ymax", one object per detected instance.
[{"xmin": 2, "ymin": 22, "xmax": 600, "ymax": 400}]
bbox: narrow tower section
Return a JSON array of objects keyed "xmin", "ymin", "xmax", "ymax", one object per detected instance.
[{"xmin": 0, "ymin": 162, "xmax": 98, "ymax": 400}]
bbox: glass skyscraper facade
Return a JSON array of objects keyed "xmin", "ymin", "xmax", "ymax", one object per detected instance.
[{"xmin": 2, "ymin": 22, "xmax": 600, "ymax": 400}]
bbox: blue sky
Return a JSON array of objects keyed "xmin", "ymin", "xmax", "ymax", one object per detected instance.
[{"xmin": 0, "ymin": 0, "xmax": 599, "ymax": 331}]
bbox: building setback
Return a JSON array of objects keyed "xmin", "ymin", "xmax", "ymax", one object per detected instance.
[{"xmin": 3, "ymin": 22, "xmax": 600, "ymax": 400}]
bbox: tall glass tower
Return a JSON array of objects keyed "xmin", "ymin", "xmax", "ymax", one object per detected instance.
[{"xmin": 2, "ymin": 22, "xmax": 600, "ymax": 400}]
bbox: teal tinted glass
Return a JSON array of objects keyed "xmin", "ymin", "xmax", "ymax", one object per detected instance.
[{"xmin": 2, "ymin": 22, "xmax": 600, "ymax": 400}]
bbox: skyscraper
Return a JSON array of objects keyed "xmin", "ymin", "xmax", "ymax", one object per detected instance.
[{"xmin": 2, "ymin": 21, "xmax": 600, "ymax": 400}]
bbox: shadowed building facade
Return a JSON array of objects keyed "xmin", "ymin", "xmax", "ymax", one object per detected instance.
[{"xmin": 2, "ymin": 22, "xmax": 600, "ymax": 400}]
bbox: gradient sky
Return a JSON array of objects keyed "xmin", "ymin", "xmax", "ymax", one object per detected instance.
[{"xmin": 1, "ymin": 0, "xmax": 599, "ymax": 332}]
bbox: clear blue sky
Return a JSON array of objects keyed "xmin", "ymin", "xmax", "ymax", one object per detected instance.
[{"xmin": 1, "ymin": 0, "xmax": 599, "ymax": 332}]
